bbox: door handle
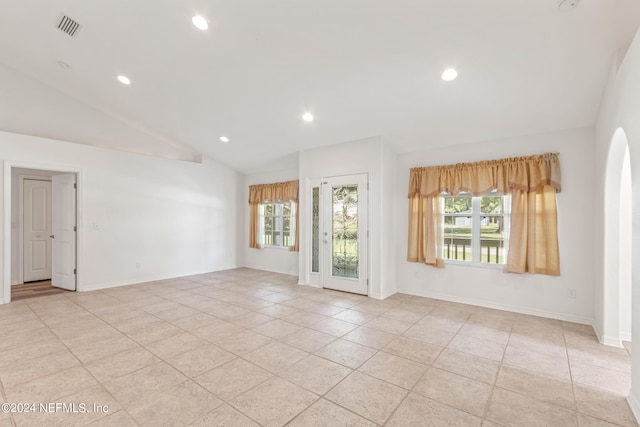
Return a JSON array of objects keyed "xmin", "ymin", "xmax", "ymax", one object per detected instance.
[{"xmin": 49, "ymin": 235, "xmax": 55, "ymax": 238}]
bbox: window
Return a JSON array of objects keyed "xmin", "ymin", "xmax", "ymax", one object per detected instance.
[
  {"xmin": 442, "ymin": 192, "xmax": 510, "ymax": 265},
  {"xmin": 261, "ymin": 201, "xmax": 296, "ymax": 248}
]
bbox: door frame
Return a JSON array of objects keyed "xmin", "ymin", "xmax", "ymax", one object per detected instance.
[
  {"xmin": 18, "ymin": 175, "xmax": 53, "ymax": 285},
  {"xmin": 306, "ymin": 173, "xmax": 369, "ymax": 295},
  {"xmin": 2, "ymin": 160, "xmax": 83, "ymax": 304}
]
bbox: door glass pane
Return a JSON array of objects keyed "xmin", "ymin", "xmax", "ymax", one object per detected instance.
[
  {"xmin": 312, "ymin": 187, "xmax": 320, "ymax": 273},
  {"xmin": 332, "ymin": 185, "xmax": 358, "ymax": 278}
]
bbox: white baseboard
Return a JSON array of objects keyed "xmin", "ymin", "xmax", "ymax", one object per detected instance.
[
  {"xmin": 621, "ymin": 332, "xmax": 632, "ymax": 342},
  {"xmin": 628, "ymin": 392, "xmax": 640, "ymax": 425},
  {"xmin": 396, "ymin": 286, "xmax": 594, "ymax": 325},
  {"xmin": 79, "ymin": 266, "xmax": 241, "ymax": 292}
]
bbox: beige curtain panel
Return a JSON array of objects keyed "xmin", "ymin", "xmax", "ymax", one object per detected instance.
[
  {"xmin": 407, "ymin": 153, "xmax": 561, "ymax": 275},
  {"xmin": 248, "ymin": 180, "xmax": 299, "ymax": 251}
]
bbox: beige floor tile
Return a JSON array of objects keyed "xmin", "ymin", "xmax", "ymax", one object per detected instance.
[
  {"xmin": 215, "ymin": 330, "xmax": 273, "ymax": 356},
  {"xmin": 243, "ymin": 341, "xmax": 309, "ymax": 373},
  {"xmin": 144, "ymin": 332, "xmax": 206, "ymax": 359},
  {"xmin": 11, "ymin": 385, "xmax": 120, "ymax": 427},
  {"xmin": 496, "ymin": 364, "xmax": 575, "ymax": 409},
  {"xmin": 414, "ymin": 367, "xmax": 492, "ymax": 416},
  {"xmin": 577, "ymin": 413, "xmax": 628, "ymax": 427},
  {"xmin": 68, "ymin": 334, "xmax": 140, "ymax": 364},
  {"xmin": 359, "ymin": 351, "xmax": 428, "ymax": 389},
  {"xmin": 230, "ymin": 377, "xmax": 318, "ymax": 427},
  {"xmin": 381, "ymin": 307, "xmax": 425, "ymax": 324},
  {"xmin": 0, "ymin": 337, "xmax": 68, "ymax": 366},
  {"xmin": 85, "ymin": 347, "xmax": 160, "ymax": 383},
  {"xmin": 0, "ymin": 319, "xmax": 44, "ymax": 336},
  {"xmin": 110, "ymin": 314, "xmax": 166, "ymax": 334},
  {"xmin": 447, "ymin": 334, "xmax": 506, "ymax": 362},
  {"xmin": 281, "ymin": 328, "xmax": 336, "ymax": 352},
  {"xmin": 0, "ymin": 349, "xmax": 80, "ymax": 388},
  {"xmin": 386, "ymin": 392, "xmax": 481, "ymax": 427},
  {"xmin": 87, "ymin": 410, "xmax": 138, "ymax": 427},
  {"xmin": 189, "ymin": 404, "xmax": 261, "ymax": 427},
  {"xmin": 251, "ymin": 319, "xmax": 303, "ymax": 339},
  {"xmin": 288, "ymin": 398, "xmax": 376, "ymax": 427},
  {"xmin": 169, "ymin": 312, "xmax": 221, "ymax": 331},
  {"xmin": 228, "ymin": 312, "xmax": 274, "ymax": 328},
  {"xmin": 332, "ymin": 309, "xmax": 378, "ymax": 325},
  {"xmin": 257, "ymin": 304, "xmax": 300, "ymax": 318},
  {"xmin": 281, "ymin": 311, "xmax": 327, "ymax": 327},
  {"xmin": 487, "ymin": 388, "xmax": 578, "ymax": 427},
  {"xmin": 350, "ymin": 302, "xmax": 392, "ymax": 315},
  {"xmin": 508, "ymin": 333, "xmax": 568, "ymax": 358},
  {"xmin": 309, "ymin": 317, "xmax": 360, "ymax": 337},
  {"xmin": 433, "ymin": 349, "xmax": 500, "ymax": 384},
  {"xmin": 571, "ymin": 360, "xmax": 631, "ymax": 396},
  {"xmin": 281, "ymin": 355, "xmax": 352, "ymax": 394},
  {"xmin": 6, "ymin": 366, "xmax": 98, "ymax": 403},
  {"xmin": 574, "ymin": 385, "xmax": 639, "ymax": 427},
  {"xmin": 315, "ymin": 339, "xmax": 378, "ymax": 369},
  {"xmin": 151, "ymin": 305, "xmax": 200, "ymax": 322},
  {"xmin": 384, "ymin": 336, "xmax": 443, "ymax": 365},
  {"xmin": 458, "ymin": 322, "xmax": 511, "ymax": 345},
  {"xmin": 191, "ymin": 321, "xmax": 246, "ymax": 343},
  {"xmin": 0, "ymin": 327, "xmax": 57, "ymax": 352},
  {"xmin": 403, "ymin": 323, "xmax": 457, "ymax": 347},
  {"xmin": 127, "ymin": 380, "xmax": 223, "ymax": 427},
  {"xmin": 364, "ymin": 316, "xmax": 412, "ymax": 335},
  {"xmin": 343, "ymin": 326, "xmax": 397, "ymax": 349},
  {"xmin": 325, "ymin": 371, "xmax": 407, "ymax": 424},
  {"xmin": 568, "ymin": 347, "xmax": 631, "ymax": 374},
  {"xmin": 503, "ymin": 345, "xmax": 570, "ymax": 380},
  {"xmin": 195, "ymin": 358, "xmax": 272, "ymax": 401},
  {"xmin": 167, "ymin": 344, "xmax": 236, "ymax": 377},
  {"xmin": 104, "ymin": 361, "xmax": 188, "ymax": 406}
]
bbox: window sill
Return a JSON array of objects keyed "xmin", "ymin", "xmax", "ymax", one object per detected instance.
[
  {"xmin": 443, "ymin": 260, "xmax": 505, "ymax": 270},
  {"xmin": 262, "ymin": 245, "xmax": 293, "ymax": 251}
]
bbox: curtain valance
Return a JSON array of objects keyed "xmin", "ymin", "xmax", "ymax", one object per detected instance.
[
  {"xmin": 408, "ymin": 153, "xmax": 561, "ymax": 198},
  {"xmin": 249, "ymin": 180, "xmax": 299, "ymax": 205}
]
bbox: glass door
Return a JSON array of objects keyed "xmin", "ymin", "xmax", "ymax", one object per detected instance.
[{"xmin": 322, "ymin": 174, "xmax": 368, "ymax": 295}]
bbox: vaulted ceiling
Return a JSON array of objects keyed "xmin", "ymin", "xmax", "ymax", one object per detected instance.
[{"xmin": 0, "ymin": 1, "xmax": 638, "ymax": 173}]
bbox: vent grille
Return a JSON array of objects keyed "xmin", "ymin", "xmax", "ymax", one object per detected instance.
[{"xmin": 56, "ymin": 15, "xmax": 81, "ymax": 38}]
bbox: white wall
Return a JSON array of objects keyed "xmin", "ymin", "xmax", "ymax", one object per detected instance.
[
  {"xmin": 0, "ymin": 131, "xmax": 242, "ymax": 300},
  {"xmin": 620, "ymin": 146, "xmax": 632, "ymax": 341},
  {"xmin": 244, "ymin": 168, "xmax": 299, "ymax": 275},
  {"xmin": 395, "ymin": 127, "xmax": 596, "ymax": 324},
  {"xmin": 298, "ymin": 136, "xmax": 397, "ymax": 299},
  {"xmin": 594, "ymin": 27, "xmax": 640, "ymax": 420}
]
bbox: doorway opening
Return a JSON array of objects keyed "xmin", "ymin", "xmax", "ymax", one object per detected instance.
[
  {"xmin": 602, "ymin": 127, "xmax": 632, "ymax": 347},
  {"xmin": 5, "ymin": 166, "xmax": 78, "ymax": 303},
  {"xmin": 308, "ymin": 174, "xmax": 369, "ymax": 295}
]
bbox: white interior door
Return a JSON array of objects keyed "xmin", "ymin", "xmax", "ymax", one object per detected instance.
[
  {"xmin": 23, "ymin": 179, "xmax": 52, "ymax": 282},
  {"xmin": 322, "ymin": 174, "xmax": 368, "ymax": 295},
  {"xmin": 51, "ymin": 174, "xmax": 77, "ymax": 291}
]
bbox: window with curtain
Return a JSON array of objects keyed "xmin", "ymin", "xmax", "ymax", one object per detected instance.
[
  {"xmin": 407, "ymin": 153, "xmax": 561, "ymax": 275},
  {"xmin": 442, "ymin": 191, "xmax": 510, "ymax": 265},
  {"xmin": 248, "ymin": 180, "xmax": 299, "ymax": 251}
]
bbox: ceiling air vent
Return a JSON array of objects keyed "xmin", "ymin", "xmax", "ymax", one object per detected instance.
[{"xmin": 56, "ymin": 14, "xmax": 82, "ymax": 38}]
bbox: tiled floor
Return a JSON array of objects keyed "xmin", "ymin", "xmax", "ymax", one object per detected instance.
[{"xmin": 0, "ymin": 268, "xmax": 636, "ymax": 426}]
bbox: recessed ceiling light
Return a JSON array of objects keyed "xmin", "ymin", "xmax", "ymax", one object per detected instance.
[
  {"xmin": 192, "ymin": 15, "xmax": 208, "ymax": 30},
  {"xmin": 441, "ymin": 68, "xmax": 458, "ymax": 81},
  {"xmin": 302, "ymin": 112, "xmax": 314, "ymax": 122},
  {"xmin": 117, "ymin": 75, "xmax": 131, "ymax": 85},
  {"xmin": 219, "ymin": 136, "xmax": 229, "ymax": 143}
]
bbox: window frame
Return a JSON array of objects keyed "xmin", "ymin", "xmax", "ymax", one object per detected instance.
[
  {"xmin": 441, "ymin": 192, "xmax": 510, "ymax": 268},
  {"xmin": 260, "ymin": 200, "xmax": 296, "ymax": 249}
]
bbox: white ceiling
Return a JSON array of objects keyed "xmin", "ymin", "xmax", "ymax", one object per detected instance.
[{"xmin": 0, "ymin": 1, "xmax": 638, "ymax": 173}]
